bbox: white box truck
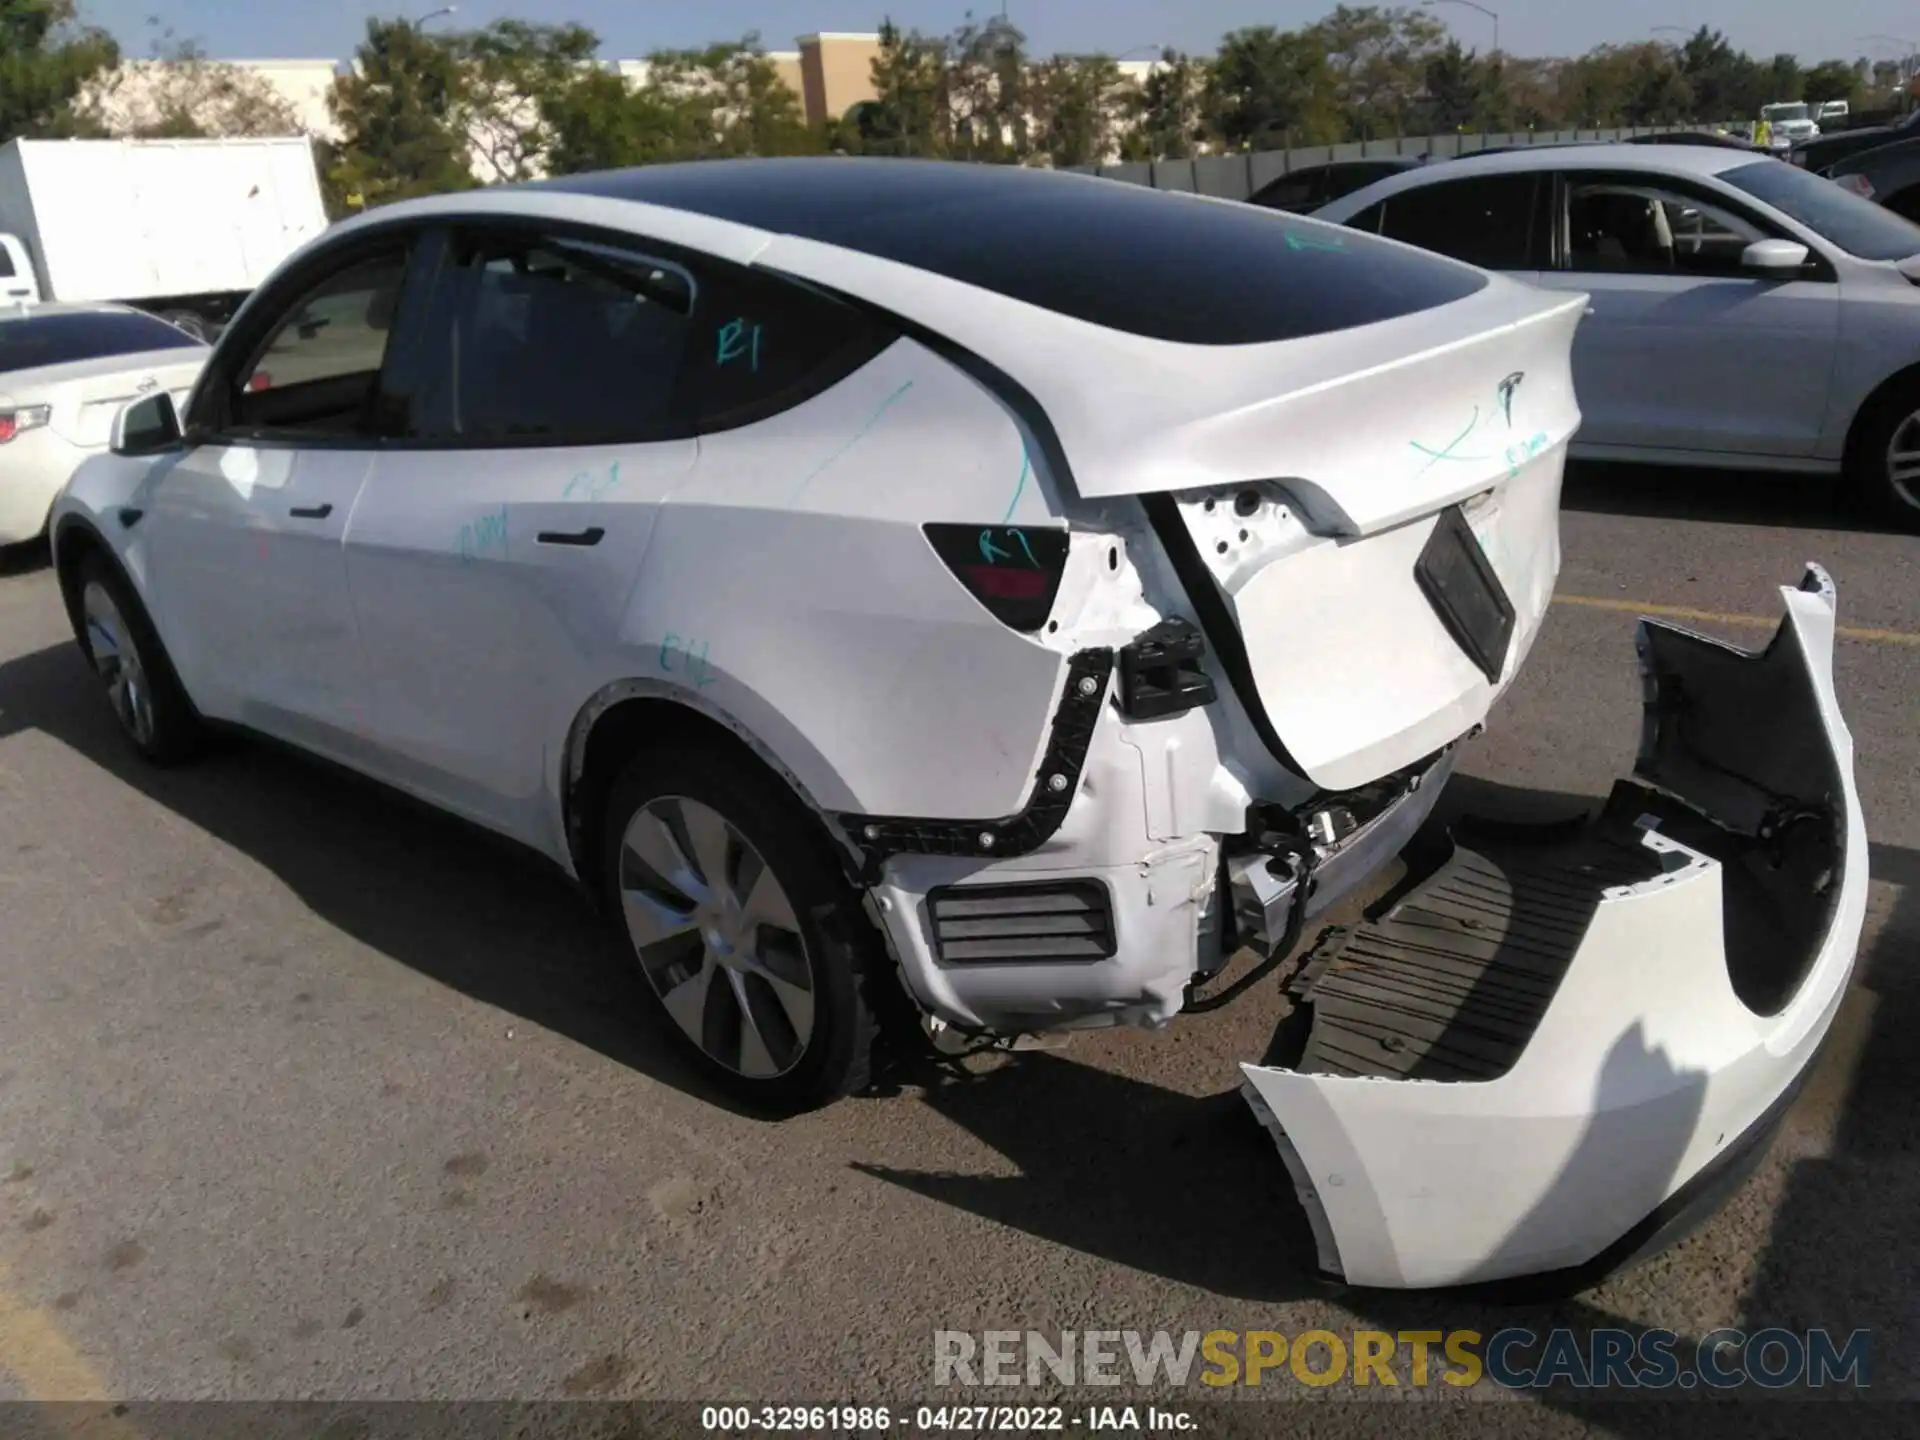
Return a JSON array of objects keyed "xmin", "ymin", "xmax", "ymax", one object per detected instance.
[{"xmin": 0, "ymin": 136, "xmax": 329, "ymax": 341}]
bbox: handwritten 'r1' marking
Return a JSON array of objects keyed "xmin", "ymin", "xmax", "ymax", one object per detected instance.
[{"xmin": 717, "ymin": 318, "xmax": 763, "ymax": 372}]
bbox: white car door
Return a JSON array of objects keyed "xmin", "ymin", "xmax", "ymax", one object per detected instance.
[
  {"xmin": 341, "ymin": 228, "xmax": 699, "ymax": 847},
  {"xmin": 1528, "ymin": 173, "xmax": 1840, "ymax": 458},
  {"xmin": 138, "ymin": 244, "xmax": 418, "ymax": 752}
]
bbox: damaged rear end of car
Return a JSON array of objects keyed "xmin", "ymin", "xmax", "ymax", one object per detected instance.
[{"xmin": 1243, "ymin": 566, "xmax": 1867, "ymax": 1291}]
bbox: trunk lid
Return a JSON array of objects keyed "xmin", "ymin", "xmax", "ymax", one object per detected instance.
[{"xmin": 45, "ymin": 350, "xmax": 207, "ymax": 448}]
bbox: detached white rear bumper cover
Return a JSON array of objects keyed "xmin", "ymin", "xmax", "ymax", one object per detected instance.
[{"xmin": 1243, "ymin": 567, "xmax": 1868, "ymax": 1291}]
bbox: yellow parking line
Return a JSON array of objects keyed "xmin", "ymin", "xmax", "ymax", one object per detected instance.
[
  {"xmin": 0, "ymin": 1261, "xmax": 138, "ymax": 1436},
  {"xmin": 1554, "ymin": 593, "xmax": 1920, "ymax": 647}
]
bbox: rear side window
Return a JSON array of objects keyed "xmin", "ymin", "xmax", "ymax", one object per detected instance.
[
  {"xmin": 0, "ymin": 311, "xmax": 200, "ymax": 375},
  {"xmin": 681, "ymin": 265, "xmax": 898, "ymax": 434},
  {"xmin": 0, "ymin": 248, "xmax": 14, "ymax": 279},
  {"xmin": 408, "ymin": 231, "xmax": 694, "ymax": 445},
  {"xmin": 1376, "ymin": 175, "xmax": 1542, "ymax": 270}
]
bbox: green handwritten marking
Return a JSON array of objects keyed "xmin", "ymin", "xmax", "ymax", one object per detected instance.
[
  {"xmin": 564, "ymin": 459, "xmax": 621, "ymax": 500},
  {"xmin": 1011, "ymin": 528, "xmax": 1037, "ymax": 566},
  {"xmin": 788, "ymin": 380, "xmax": 916, "ymax": 503},
  {"xmin": 1410, "ymin": 407, "xmax": 1497, "ymax": 473},
  {"xmin": 658, "ymin": 633, "xmax": 680, "ymax": 671},
  {"xmin": 457, "ymin": 505, "xmax": 508, "ymax": 565},
  {"xmin": 979, "ymin": 530, "xmax": 1012, "ymax": 564},
  {"xmin": 717, "ymin": 317, "xmax": 762, "ymax": 371},
  {"xmin": 1285, "ymin": 231, "xmax": 1347, "ymax": 253},
  {"xmin": 1002, "ymin": 447, "xmax": 1031, "ymax": 522}
]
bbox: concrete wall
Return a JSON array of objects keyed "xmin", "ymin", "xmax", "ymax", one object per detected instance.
[{"xmin": 1069, "ymin": 127, "xmax": 1703, "ymax": 200}]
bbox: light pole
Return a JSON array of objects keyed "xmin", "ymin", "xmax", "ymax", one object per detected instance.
[
  {"xmin": 1421, "ymin": 0, "xmax": 1498, "ymax": 56},
  {"xmin": 414, "ymin": 5, "xmax": 457, "ymax": 30}
]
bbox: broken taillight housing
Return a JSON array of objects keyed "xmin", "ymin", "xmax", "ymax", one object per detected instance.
[{"xmin": 924, "ymin": 522, "xmax": 1069, "ymax": 633}]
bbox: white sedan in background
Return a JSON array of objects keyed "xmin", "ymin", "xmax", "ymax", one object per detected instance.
[
  {"xmin": 1316, "ymin": 143, "xmax": 1920, "ymax": 528},
  {"xmin": 0, "ymin": 302, "xmax": 207, "ymax": 547}
]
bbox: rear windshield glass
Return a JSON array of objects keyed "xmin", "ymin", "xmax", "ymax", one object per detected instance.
[
  {"xmin": 548, "ymin": 159, "xmax": 1489, "ymax": 345},
  {"xmin": 0, "ymin": 311, "xmax": 203, "ymax": 375},
  {"xmin": 1720, "ymin": 160, "xmax": 1920, "ymax": 260}
]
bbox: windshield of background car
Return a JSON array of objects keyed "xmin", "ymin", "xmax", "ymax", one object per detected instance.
[
  {"xmin": 0, "ymin": 311, "xmax": 203, "ymax": 376},
  {"xmin": 1721, "ymin": 160, "xmax": 1920, "ymax": 260},
  {"xmin": 1764, "ymin": 105, "xmax": 1809, "ymax": 122}
]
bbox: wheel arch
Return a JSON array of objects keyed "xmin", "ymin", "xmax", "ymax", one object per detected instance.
[
  {"xmin": 559, "ymin": 680, "xmax": 869, "ymax": 900},
  {"xmin": 1841, "ymin": 357, "xmax": 1920, "ymax": 478},
  {"xmin": 51, "ymin": 514, "xmax": 117, "ymax": 648}
]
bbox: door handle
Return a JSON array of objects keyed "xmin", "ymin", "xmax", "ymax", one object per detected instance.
[
  {"xmin": 536, "ymin": 527, "xmax": 605, "ymax": 547},
  {"xmin": 289, "ymin": 503, "xmax": 333, "ymax": 519}
]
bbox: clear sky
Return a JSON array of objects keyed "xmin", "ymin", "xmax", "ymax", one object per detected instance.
[{"xmin": 76, "ymin": 0, "xmax": 1920, "ymax": 67}]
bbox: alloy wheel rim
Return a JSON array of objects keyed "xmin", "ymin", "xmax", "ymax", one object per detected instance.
[
  {"xmin": 1886, "ymin": 409, "xmax": 1920, "ymax": 512},
  {"xmin": 618, "ymin": 796, "xmax": 816, "ymax": 1079},
  {"xmin": 81, "ymin": 582, "xmax": 155, "ymax": 749}
]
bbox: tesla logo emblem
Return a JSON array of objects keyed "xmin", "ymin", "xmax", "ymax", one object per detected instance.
[
  {"xmin": 136, "ymin": 377, "xmax": 158, "ymax": 392},
  {"xmin": 1497, "ymin": 372, "xmax": 1524, "ymax": 427}
]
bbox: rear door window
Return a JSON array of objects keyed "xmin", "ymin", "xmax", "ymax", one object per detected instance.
[
  {"xmin": 1375, "ymin": 175, "xmax": 1544, "ymax": 270},
  {"xmin": 407, "ymin": 231, "xmax": 695, "ymax": 445},
  {"xmin": 0, "ymin": 311, "xmax": 201, "ymax": 375}
]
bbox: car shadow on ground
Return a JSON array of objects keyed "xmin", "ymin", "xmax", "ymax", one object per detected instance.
[
  {"xmin": 1560, "ymin": 460, "xmax": 1892, "ymax": 535},
  {"xmin": 0, "ymin": 636, "xmax": 753, "ymax": 1115}
]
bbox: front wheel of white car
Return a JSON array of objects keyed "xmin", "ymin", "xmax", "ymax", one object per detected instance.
[
  {"xmin": 1851, "ymin": 386, "xmax": 1920, "ymax": 532},
  {"xmin": 75, "ymin": 553, "xmax": 206, "ymax": 765},
  {"xmin": 598, "ymin": 746, "xmax": 881, "ymax": 1113}
]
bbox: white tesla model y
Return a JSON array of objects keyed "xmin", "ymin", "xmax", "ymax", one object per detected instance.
[{"xmin": 49, "ymin": 159, "xmax": 1866, "ymax": 1293}]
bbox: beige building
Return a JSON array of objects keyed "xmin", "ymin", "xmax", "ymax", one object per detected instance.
[{"xmin": 796, "ymin": 33, "xmax": 882, "ymax": 126}]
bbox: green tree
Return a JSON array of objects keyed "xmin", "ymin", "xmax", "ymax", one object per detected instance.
[
  {"xmin": 540, "ymin": 66, "xmax": 701, "ymax": 174},
  {"xmin": 83, "ymin": 20, "xmax": 302, "ymax": 139},
  {"xmin": 1309, "ymin": 4, "xmax": 1446, "ymax": 138},
  {"xmin": 1029, "ymin": 53, "xmax": 1125, "ymax": 168},
  {"xmin": 1804, "ymin": 59, "xmax": 1863, "ymax": 107},
  {"xmin": 1204, "ymin": 25, "xmax": 1339, "ymax": 150},
  {"xmin": 946, "ymin": 13, "xmax": 1028, "ymax": 161},
  {"xmin": 0, "ymin": 0, "xmax": 118, "ymax": 142},
  {"xmin": 327, "ymin": 16, "xmax": 475, "ymax": 211},
  {"xmin": 648, "ymin": 35, "xmax": 817, "ymax": 158},
  {"xmin": 454, "ymin": 18, "xmax": 600, "ymax": 182},
  {"xmin": 863, "ymin": 18, "xmax": 949, "ymax": 156},
  {"xmin": 1119, "ymin": 48, "xmax": 1205, "ymax": 160},
  {"xmin": 1766, "ymin": 53, "xmax": 1804, "ymax": 104},
  {"xmin": 1421, "ymin": 40, "xmax": 1485, "ymax": 130}
]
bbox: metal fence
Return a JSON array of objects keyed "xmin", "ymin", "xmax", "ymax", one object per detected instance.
[{"xmin": 1066, "ymin": 126, "xmax": 1727, "ymax": 201}]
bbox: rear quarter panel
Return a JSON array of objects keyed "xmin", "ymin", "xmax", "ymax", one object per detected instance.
[{"xmin": 601, "ymin": 337, "xmax": 1072, "ymax": 821}]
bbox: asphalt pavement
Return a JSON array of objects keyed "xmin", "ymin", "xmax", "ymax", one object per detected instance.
[{"xmin": 0, "ymin": 463, "xmax": 1914, "ymax": 1425}]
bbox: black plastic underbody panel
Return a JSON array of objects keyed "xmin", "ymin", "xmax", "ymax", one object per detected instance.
[
  {"xmin": 839, "ymin": 648, "xmax": 1114, "ymax": 875},
  {"xmin": 1286, "ymin": 813, "xmax": 1664, "ymax": 1082}
]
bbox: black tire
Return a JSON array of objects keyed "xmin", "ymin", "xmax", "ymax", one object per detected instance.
[
  {"xmin": 73, "ymin": 551, "xmax": 207, "ymax": 765},
  {"xmin": 598, "ymin": 743, "xmax": 879, "ymax": 1113},
  {"xmin": 1848, "ymin": 380, "xmax": 1920, "ymax": 531}
]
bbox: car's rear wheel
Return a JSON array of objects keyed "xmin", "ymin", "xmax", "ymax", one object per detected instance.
[
  {"xmin": 75, "ymin": 553, "xmax": 206, "ymax": 764},
  {"xmin": 1849, "ymin": 384, "xmax": 1920, "ymax": 532},
  {"xmin": 598, "ymin": 745, "xmax": 879, "ymax": 1113}
]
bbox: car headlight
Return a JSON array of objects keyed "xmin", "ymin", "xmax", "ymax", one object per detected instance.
[{"xmin": 0, "ymin": 404, "xmax": 51, "ymax": 444}]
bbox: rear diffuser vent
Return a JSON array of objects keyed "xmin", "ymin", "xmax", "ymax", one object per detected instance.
[{"xmin": 928, "ymin": 881, "xmax": 1117, "ymax": 965}]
